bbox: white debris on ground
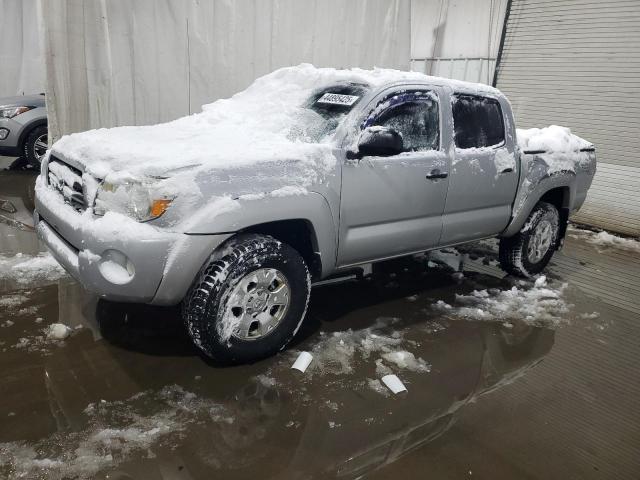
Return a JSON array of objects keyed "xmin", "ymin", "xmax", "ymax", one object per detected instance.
[
  {"xmin": 433, "ymin": 275, "xmax": 570, "ymax": 328},
  {"xmin": 46, "ymin": 323, "xmax": 72, "ymax": 340},
  {"xmin": 568, "ymin": 225, "xmax": 640, "ymax": 253},
  {"xmin": 381, "ymin": 374, "xmax": 408, "ymax": 394},
  {"xmin": 0, "ymin": 252, "xmax": 66, "ymax": 286},
  {"xmin": 0, "ymin": 386, "xmax": 231, "ymax": 480}
]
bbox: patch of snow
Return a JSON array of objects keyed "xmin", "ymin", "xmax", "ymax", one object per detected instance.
[
  {"xmin": 0, "ymin": 386, "xmax": 230, "ymax": 480},
  {"xmin": 432, "ymin": 275, "xmax": 570, "ymax": 327},
  {"xmin": 0, "ymin": 294, "xmax": 29, "ymax": 309},
  {"xmin": 568, "ymin": 226, "xmax": 640, "ymax": 253},
  {"xmin": 46, "ymin": 323, "xmax": 72, "ymax": 340},
  {"xmin": 299, "ymin": 317, "xmax": 425, "ymax": 376},
  {"xmin": 517, "ymin": 125, "xmax": 592, "ymax": 153},
  {"xmin": 381, "ymin": 351, "xmax": 431, "ymax": 373},
  {"xmin": 0, "ymin": 252, "xmax": 67, "ymax": 286}
]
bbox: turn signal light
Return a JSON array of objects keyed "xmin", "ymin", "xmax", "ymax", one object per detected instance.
[{"xmin": 150, "ymin": 199, "xmax": 172, "ymax": 218}]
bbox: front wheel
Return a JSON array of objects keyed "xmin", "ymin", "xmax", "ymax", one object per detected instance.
[
  {"xmin": 23, "ymin": 125, "xmax": 48, "ymax": 167},
  {"xmin": 499, "ymin": 202, "xmax": 560, "ymax": 277},
  {"xmin": 182, "ymin": 234, "xmax": 311, "ymax": 364}
]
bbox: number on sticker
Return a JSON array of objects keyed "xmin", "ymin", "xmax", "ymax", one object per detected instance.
[{"xmin": 316, "ymin": 93, "xmax": 359, "ymax": 106}]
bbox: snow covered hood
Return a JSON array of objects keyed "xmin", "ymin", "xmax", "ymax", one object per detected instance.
[{"xmin": 49, "ymin": 63, "xmax": 500, "ymax": 183}]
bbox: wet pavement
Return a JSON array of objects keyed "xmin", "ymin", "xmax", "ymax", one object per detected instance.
[{"xmin": 1, "ymin": 165, "xmax": 639, "ymax": 479}]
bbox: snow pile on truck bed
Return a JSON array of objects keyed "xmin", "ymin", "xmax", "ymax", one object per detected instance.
[{"xmin": 517, "ymin": 125, "xmax": 593, "ymax": 152}]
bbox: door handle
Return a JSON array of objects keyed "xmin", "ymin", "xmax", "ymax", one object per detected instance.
[
  {"xmin": 500, "ymin": 167, "xmax": 514, "ymax": 174},
  {"xmin": 426, "ymin": 169, "xmax": 448, "ymax": 180}
]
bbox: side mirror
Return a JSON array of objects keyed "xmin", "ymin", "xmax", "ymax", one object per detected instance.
[{"xmin": 354, "ymin": 126, "xmax": 403, "ymax": 158}]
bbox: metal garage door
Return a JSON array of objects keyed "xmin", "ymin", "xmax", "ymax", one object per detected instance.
[{"xmin": 495, "ymin": 0, "xmax": 640, "ymax": 236}]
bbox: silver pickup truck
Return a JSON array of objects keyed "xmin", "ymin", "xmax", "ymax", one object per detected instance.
[{"xmin": 34, "ymin": 66, "xmax": 596, "ymax": 363}]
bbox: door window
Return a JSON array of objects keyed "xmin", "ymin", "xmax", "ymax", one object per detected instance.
[
  {"xmin": 365, "ymin": 92, "xmax": 440, "ymax": 152},
  {"xmin": 452, "ymin": 94, "xmax": 505, "ymax": 149}
]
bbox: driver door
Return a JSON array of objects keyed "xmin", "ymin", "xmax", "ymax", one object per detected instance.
[{"xmin": 337, "ymin": 89, "xmax": 450, "ymax": 267}]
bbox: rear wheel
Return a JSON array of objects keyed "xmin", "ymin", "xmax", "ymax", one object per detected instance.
[
  {"xmin": 182, "ymin": 234, "xmax": 311, "ymax": 364},
  {"xmin": 499, "ymin": 202, "xmax": 560, "ymax": 277},
  {"xmin": 23, "ymin": 125, "xmax": 48, "ymax": 167}
]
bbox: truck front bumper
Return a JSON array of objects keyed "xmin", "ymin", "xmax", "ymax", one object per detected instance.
[{"xmin": 34, "ymin": 177, "xmax": 232, "ymax": 305}]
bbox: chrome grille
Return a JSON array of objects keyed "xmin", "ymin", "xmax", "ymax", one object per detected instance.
[{"xmin": 47, "ymin": 156, "xmax": 87, "ymax": 211}]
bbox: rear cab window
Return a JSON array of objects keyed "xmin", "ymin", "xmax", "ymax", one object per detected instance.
[
  {"xmin": 363, "ymin": 90, "xmax": 440, "ymax": 152},
  {"xmin": 452, "ymin": 94, "xmax": 505, "ymax": 149}
]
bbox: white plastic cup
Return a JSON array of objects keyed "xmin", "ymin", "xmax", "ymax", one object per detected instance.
[
  {"xmin": 381, "ymin": 374, "xmax": 407, "ymax": 394},
  {"xmin": 291, "ymin": 351, "xmax": 313, "ymax": 373}
]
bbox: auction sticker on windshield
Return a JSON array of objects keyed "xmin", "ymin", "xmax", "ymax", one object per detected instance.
[{"xmin": 316, "ymin": 93, "xmax": 360, "ymax": 106}]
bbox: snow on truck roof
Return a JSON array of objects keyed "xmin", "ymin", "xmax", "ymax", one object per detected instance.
[{"xmin": 51, "ymin": 64, "xmax": 502, "ymax": 178}]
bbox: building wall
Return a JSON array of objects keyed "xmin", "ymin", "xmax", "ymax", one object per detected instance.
[
  {"xmin": 0, "ymin": 0, "xmax": 45, "ymax": 98},
  {"xmin": 410, "ymin": 0, "xmax": 508, "ymax": 84},
  {"xmin": 41, "ymin": 0, "xmax": 411, "ymax": 140},
  {"xmin": 496, "ymin": 0, "xmax": 640, "ymax": 236}
]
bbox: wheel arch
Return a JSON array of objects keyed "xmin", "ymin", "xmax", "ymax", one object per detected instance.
[
  {"xmin": 182, "ymin": 192, "xmax": 338, "ymax": 280},
  {"xmin": 17, "ymin": 119, "xmax": 48, "ymax": 150},
  {"xmin": 239, "ymin": 219, "xmax": 322, "ymax": 280},
  {"xmin": 502, "ymin": 174, "xmax": 575, "ymax": 238},
  {"xmin": 538, "ymin": 187, "xmax": 571, "ymax": 245}
]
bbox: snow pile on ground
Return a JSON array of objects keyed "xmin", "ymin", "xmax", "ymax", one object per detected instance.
[
  {"xmin": 46, "ymin": 323, "xmax": 72, "ymax": 340},
  {"xmin": 298, "ymin": 317, "xmax": 430, "ymax": 379},
  {"xmin": 380, "ymin": 350, "xmax": 431, "ymax": 373},
  {"xmin": 0, "ymin": 252, "xmax": 66, "ymax": 286},
  {"xmin": 433, "ymin": 276, "xmax": 569, "ymax": 328},
  {"xmin": 0, "ymin": 386, "xmax": 231, "ymax": 480},
  {"xmin": 11, "ymin": 322, "xmax": 76, "ymax": 353},
  {"xmin": 568, "ymin": 226, "xmax": 640, "ymax": 253},
  {"xmin": 0, "ymin": 294, "xmax": 29, "ymax": 309},
  {"xmin": 517, "ymin": 125, "xmax": 592, "ymax": 152}
]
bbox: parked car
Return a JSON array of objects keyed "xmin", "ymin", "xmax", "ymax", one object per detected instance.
[
  {"xmin": 0, "ymin": 93, "xmax": 48, "ymax": 166},
  {"xmin": 33, "ymin": 65, "xmax": 596, "ymax": 363}
]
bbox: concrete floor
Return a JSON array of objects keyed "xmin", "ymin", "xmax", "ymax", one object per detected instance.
[{"xmin": 1, "ymin": 165, "xmax": 639, "ymax": 479}]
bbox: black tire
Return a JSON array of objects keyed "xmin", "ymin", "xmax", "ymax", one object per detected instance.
[
  {"xmin": 499, "ymin": 202, "xmax": 560, "ymax": 277},
  {"xmin": 23, "ymin": 125, "xmax": 48, "ymax": 167},
  {"xmin": 182, "ymin": 234, "xmax": 311, "ymax": 364}
]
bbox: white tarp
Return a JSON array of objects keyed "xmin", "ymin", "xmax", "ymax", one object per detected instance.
[
  {"xmin": 41, "ymin": 0, "xmax": 411, "ymax": 140},
  {"xmin": 0, "ymin": 0, "xmax": 46, "ymax": 97},
  {"xmin": 410, "ymin": 0, "xmax": 507, "ymax": 84}
]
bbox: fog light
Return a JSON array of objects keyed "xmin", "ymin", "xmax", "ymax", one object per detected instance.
[
  {"xmin": 0, "ymin": 128, "xmax": 9, "ymax": 140},
  {"xmin": 98, "ymin": 249, "xmax": 135, "ymax": 285}
]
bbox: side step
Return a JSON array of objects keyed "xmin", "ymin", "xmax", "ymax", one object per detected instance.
[{"xmin": 311, "ymin": 264, "xmax": 372, "ymax": 287}]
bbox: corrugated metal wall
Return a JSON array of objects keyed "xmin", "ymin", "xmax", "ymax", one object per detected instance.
[{"xmin": 495, "ymin": 0, "xmax": 640, "ymax": 236}]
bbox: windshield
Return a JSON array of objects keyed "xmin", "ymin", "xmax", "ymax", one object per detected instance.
[{"xmin": 289, "ymin": 82, "xmax": 370, "ymax": 143}]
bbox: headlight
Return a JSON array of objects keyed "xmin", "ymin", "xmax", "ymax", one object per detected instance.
[
  {"xmin": 93, "ymin": 180, "xmax": 173, "ymax": 222},
  {"xmin": 0, "ymin": 106, "xmax": 34, "ymax": 119}
]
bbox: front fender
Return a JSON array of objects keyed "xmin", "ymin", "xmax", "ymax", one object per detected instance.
[{"xmin": 184, "ymin": 191, "xmax": 339, "ymax": 277}]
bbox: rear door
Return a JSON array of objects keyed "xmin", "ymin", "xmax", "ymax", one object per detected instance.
[
  {"xmin": 337, "ymin": 88, "xmax": 450, "ymax": 267},
  {"xmin": 440, "ymin": 94, "xmax": 519, "ymax": 245}
]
